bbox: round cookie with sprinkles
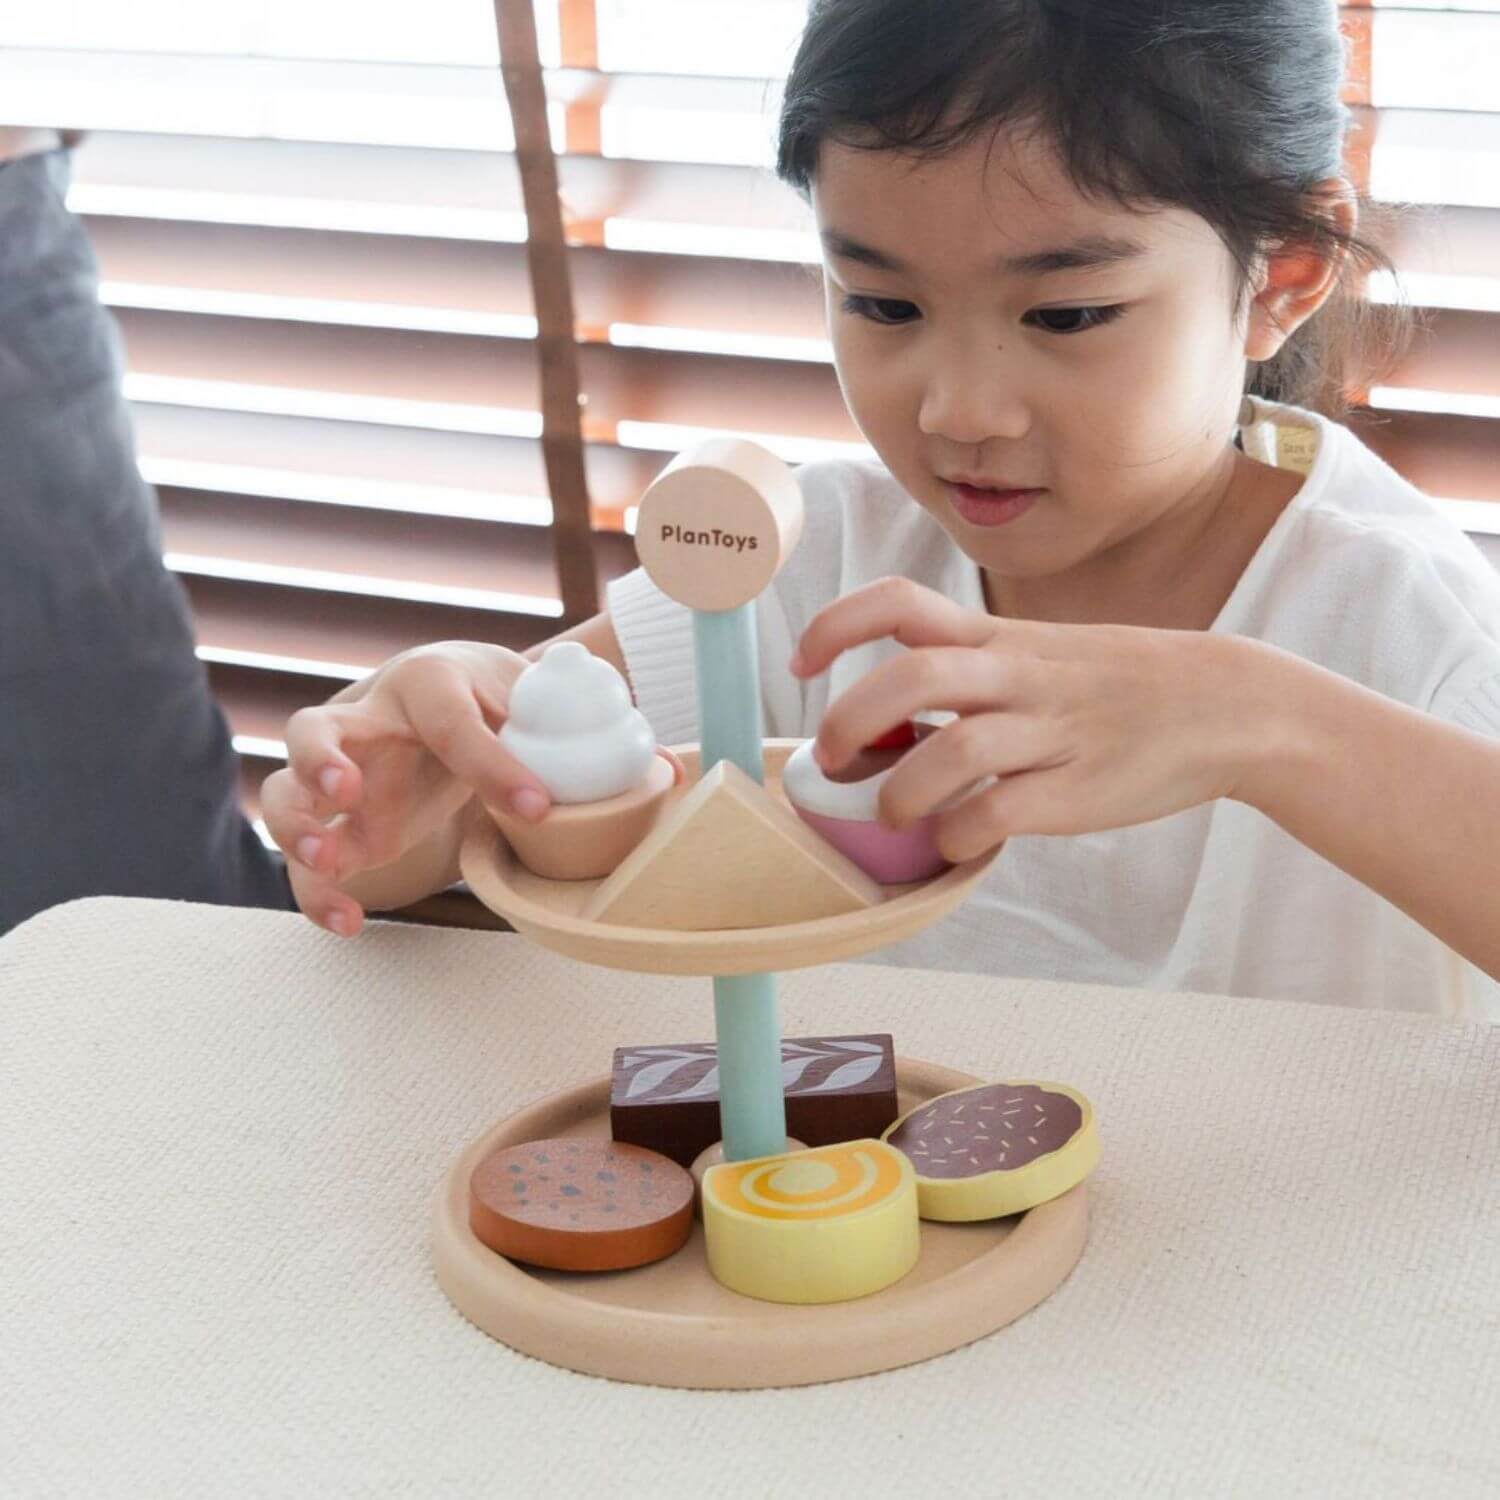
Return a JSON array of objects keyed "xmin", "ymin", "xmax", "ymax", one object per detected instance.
[
  {"xmin": 469, "ymin": 1138, "xmax": 694, "ymax": 1272},
  {"xmin": 882, "ymin": 1081, "xmax": 1099, "ymax": 1222}
]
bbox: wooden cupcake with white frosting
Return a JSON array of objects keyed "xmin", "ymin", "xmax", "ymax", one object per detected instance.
[{"xmin": 489, "ymin": 642, "xmax": 679, "ymax": 880}]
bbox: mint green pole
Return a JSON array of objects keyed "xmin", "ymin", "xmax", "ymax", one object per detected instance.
[
  {"xmin": 712, "ymin": 974, "xmax": 784, "ymax": 1162},
  {"xmin": 692, "ymin": 606, "xmax": 787, "ymax": 1162},
  {"xmin": 692, "ymin": 607, "xmax": 765, "ymax": 785}
]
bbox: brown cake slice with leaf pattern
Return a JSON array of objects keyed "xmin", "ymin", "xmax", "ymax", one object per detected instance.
[{"xmin": 611, "ymin": 1034, "xmax": 898, "ymax": 1166}]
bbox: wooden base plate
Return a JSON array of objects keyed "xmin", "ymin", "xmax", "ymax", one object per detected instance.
[
  {"xmin": 433, "ymin": 1059, "xmax": 1089, "ymax": 1389},
  {"xmin": 459, "ymin": 742, "xmax": 1002, "ymax": 976}
]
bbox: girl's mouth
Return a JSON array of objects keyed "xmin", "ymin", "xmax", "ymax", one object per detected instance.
[{"xmin": 945, "ymin": 481, "xmax": 1044, "ymax": 528}]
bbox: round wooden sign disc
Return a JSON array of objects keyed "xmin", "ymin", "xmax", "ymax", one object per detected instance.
[{"xmin": 634, "ymin": 438, "xmax": 805, "ymax": 611}]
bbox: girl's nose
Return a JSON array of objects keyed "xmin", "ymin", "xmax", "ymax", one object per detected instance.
[{"xmin": 917, "ymin": 360, "xmax": 1030, "ymax": 446}]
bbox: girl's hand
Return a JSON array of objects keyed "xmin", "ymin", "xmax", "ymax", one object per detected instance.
[
  {"xmin": 259, "ymin": 642, "xmax": 553, "ymax": 936},
  {"xmin": 790, "ymin": 577, "xmax": 1274, "ymax": 862}
]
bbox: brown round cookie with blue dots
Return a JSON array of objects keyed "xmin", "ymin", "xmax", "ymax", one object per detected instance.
[{"xmin": 468, "ymin": 1138, "xmax": 694, "ymax": 1272}]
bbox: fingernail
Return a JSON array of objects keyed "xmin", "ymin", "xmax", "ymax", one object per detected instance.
[
  {"xmin": 788, "ymin": 647, "xmax": 806, "ymax": 675},
  {"xmin": 510, "ymin": 787, "xmax": 549, "ymax": 822},
  {"xmin": 327, "ymin": 911, "xmax": 351, "ymax": 936},
  {"xmin": 296, "ymin": 836, "xmax": 322, "ymax": 869},
  {"xmin": 319, "ymin": 767, "xmax": 343, "ymax": 798}
]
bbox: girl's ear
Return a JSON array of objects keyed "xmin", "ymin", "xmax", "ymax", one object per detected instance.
[{"xmin": 1244, "ymin": 179, "xmax": 1357, "ymax": 361}]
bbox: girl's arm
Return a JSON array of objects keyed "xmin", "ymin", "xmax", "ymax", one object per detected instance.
[
  {"xmin": 265, "ymin": 611, "xmax": 630, "ymax": 932},
  {"xmin": 333, "ymin": 610, "xmax": 634, "ymax": 913},
  {"xmin": 793, "ymin": 577, "xmax": 1500, "ymax": 984},
  {"xmin": 1233, "ymin": 642, "xmax": 1500, "ymax": 981}
]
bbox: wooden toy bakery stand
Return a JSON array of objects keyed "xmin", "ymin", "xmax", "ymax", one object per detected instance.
[{"xmin": 437, "ymin": 439, "xmax": 1089, "ymax": 1388}]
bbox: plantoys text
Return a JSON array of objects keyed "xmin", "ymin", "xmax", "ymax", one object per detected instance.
[{"xmin": 658, "ymin": 523, "xmax": 759, "ymax": 553}]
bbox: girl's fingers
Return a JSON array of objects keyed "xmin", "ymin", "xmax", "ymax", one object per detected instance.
[
  {"xmin": 261, "ymin": 766, "xmax": 367, "ymax": 878},
  {"xmin": 261, "ymin": 767, "xmax": 368, "ymax": 933},
  {"xmin": 813, "ymin": 646, "xmax": 1031, "ymax": 769},
  {"xmin": 285, "ymin": 857, "xmax": 366, "ymax": 938},
  {"xmin": 877, "ymin": 712, "xmax": 1063, "ymax": 826},
  {"xmin": 393, "ymin": 667, "xmax": 553, "ymax": 819},
  {"xmin": 283, "ymin": 703, "xmax": 368, "ymax": 817},
  {"xmin": 791, "ymin": 577, "xmax": 998, "ymax": 680},
  {"xmin": 274, "ymin": 651, "xmax": 552, "ymax": 938},
  {"xmin": 259, "ymin": 765, "xmax": 327, "ymax": 867},
  {"xmin": 932, "ymin": 770, "xmax": 1062, "ymax": 861}
]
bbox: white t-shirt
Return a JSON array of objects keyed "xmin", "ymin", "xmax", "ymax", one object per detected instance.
[{"xmin": 607, "ymin": 399, "xmax": 1500, "ymax": 1021}]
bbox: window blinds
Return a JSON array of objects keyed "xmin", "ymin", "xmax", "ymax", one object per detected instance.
[
  {"xmin": 1340, "ymin": 2, "xmax": 1500, "ymax": 566},
  {"xmin": 0, "ymin": 0, "xmax": 1495, "ymax": 833}
]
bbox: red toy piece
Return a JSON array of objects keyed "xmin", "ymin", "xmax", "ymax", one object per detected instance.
[{"xmin": 865, "ymin": 721, "xmax": 919, "ymax": 752}]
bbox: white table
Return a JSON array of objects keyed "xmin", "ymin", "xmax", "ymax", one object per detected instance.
[{"xmin": 3, "ymin": 897, "xmax": 1497, "ymax": 1498}]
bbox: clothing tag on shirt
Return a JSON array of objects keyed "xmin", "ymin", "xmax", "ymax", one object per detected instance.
[
  {"xmin": 1274, "ymin": 424, "xmax": 1320, "ymax": 475},
  {"xmin": 1237, "ymin": 400, "xmax": 1321, "ymax": 476}
]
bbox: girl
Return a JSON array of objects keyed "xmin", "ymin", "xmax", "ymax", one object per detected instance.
[{"xmin": 263, "ymin": 0, "xmax": 1500, "ymax": 1019}]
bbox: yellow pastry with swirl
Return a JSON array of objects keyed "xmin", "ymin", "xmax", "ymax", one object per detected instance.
[{"xmin": 702, "ymin": 1139, "xmax": 919, "ymax": 1304}]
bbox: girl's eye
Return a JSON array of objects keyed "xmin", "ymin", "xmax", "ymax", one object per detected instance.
[
  {"xmin": 1025, "ymin": 304, "xmax": 1126, "ymax": 335},
  {"xmin": 841, "ymin": 294, "xmax": 920, "ymax": 326}
]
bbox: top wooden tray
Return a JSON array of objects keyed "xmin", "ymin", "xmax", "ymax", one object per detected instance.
[{"xmin": 460, "ymin": 740, "xmax": 1001, "ymax": 976}]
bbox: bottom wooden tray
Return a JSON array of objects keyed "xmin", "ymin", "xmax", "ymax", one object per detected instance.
[{"xmin": 432, "ymin": 1058, "xmax": 1090, "ymax": 1389}]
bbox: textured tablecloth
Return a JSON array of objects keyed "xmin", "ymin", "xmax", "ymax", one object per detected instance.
[{"xmin": 2, "ymin": 897, "xmax": 1497, "ymax": 1499}]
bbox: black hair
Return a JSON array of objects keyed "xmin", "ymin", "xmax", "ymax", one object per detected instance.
[{"xmin": 776, "ymin": 0, "xmax": 1414, "ymax": 419}]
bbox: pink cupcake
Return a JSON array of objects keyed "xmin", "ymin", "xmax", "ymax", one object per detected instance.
[{"xmin": 781, "ymin": 721, "xmax": 953, "ymax": 884}]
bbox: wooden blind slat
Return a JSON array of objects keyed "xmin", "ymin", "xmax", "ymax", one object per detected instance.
[
  {"xmin": 497, "ymin": 0, "xmax": 598, "ymax": 624},
  {"xmin": 184, "ymin": 575, "xmax": 554, "ymax": 672},
  {"xmin": 127, "ymin": 401, "xmax": 661, "ymax": 527},
  {"xmin": 110, "ymin": 305, "xmax": 860, "ymax": 450},
  {"xmin": 1381, "ymin": 309, "xmax": 1500, "ymax": 401},
  {"xmin": 159, "ymin": 486, "xmax": 638, "ymax": 603},
  {"xmin": 1340, "ymin": 6, "xmax": 1374, "ymax": 108},
  {"xmin": 559, "ymin": 0, "xmax": 598, "ymax": 71},
  {"xmin": 89, "ymin": 215, "xmax": 830, "ymax": 356},
  {"xmin": 159, "ymin": 490, "xmax": 565, "ymax": 605},
  {"xmin": 1351, "ymin": 409, "xmax": 1500, "ymax": 504}
]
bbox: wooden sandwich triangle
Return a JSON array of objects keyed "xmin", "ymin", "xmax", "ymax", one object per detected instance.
[{"xmin": 583, "ymin": 758, "xmax": 884, "ymax": 930}]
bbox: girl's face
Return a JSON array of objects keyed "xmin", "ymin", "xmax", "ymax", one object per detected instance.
[{"xmin": 812, "ymin": 127, "xmax": 1260, "ymax": 599}]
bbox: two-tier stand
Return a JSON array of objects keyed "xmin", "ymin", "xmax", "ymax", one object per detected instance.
[{"xmin": 432, "ymin": 441, "xmax": 1088, "ymax": 1388}]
